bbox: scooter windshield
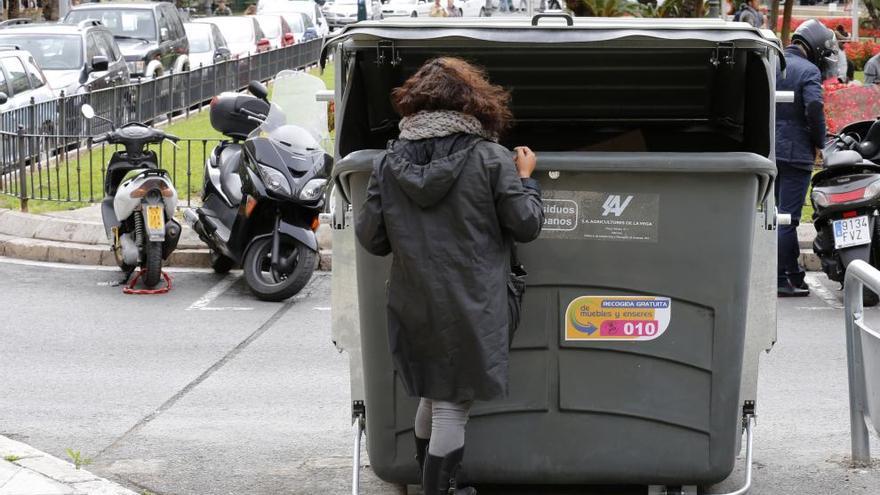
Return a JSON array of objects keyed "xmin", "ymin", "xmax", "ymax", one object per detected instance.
[{"xmin": 259, "ymin": 70, "xmax": 330, "ymax": 153}]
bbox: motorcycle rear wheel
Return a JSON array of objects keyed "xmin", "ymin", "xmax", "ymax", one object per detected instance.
[
  {"xmin": 210, "ymin": 250, "xmax": 236, "ymax": 274},
  {"xmin": 243, "ymin": 237, "xmax": 316, "ymax": 301},
  {"xmin": 143, "ymin": 240, "xmax": 163, "ymax": 288}
]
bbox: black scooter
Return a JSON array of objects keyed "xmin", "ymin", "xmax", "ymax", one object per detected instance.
[
  {"xmin": 185, "ymin": 77, "xmax": 331, "ymax": 301},
  {"xmin": 811, "ymin": 119, "xmax": 880, "ymax": 306}
]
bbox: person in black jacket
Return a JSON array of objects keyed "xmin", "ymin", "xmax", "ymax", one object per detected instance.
[
  {"xmin": 776, "ymin": 19, "xmax": 837, "ymax": 296},
  {"xmin": 356, "ymin": 57, "xmax": 544, "ymax": 495}
]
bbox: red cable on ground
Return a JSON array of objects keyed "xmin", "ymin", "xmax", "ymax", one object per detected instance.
[{"xmin": 122, "ymin": 269, "xmax": 173, "ymax": 295}]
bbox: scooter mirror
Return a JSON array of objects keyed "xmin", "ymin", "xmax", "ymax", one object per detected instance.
[
  {"xmin": 248, "ymin": 81, "xmax": 269, "ymax": 101},
  {"xmin": 81, "ymin": 104, "xmax": 95, "ymax": 120}
]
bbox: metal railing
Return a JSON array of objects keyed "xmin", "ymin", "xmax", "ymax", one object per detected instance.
[
  {"xmin": 0, "ymin": 38, "xmax": 322, "ymax": 175},
  {"xmin": 843, "ymin": 259, "xmax": 880, "ymax": 466},
  {"xmin": 0, "ymin": 126, "xmax": 222, "ymax": 212}
]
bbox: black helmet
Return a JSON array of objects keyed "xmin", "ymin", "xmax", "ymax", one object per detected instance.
[{"xmin": 792, "ymin": 19, "xmax": 839, "ymax": 75}]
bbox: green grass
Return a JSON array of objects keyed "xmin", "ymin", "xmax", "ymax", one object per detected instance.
[
  {"xmin": 1, "ymin": 65, "xmax": 335, "ymax": 213},
  {"xmin": 802, "ymin": 195, "xmax": 814, "ymax": 223},
  {"xmin": 3, "ymin": 455, "xmax": 21, "ymax": 463}
]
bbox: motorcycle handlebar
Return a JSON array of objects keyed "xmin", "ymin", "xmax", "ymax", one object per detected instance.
[{"xmin": 91, "ymin": 132, "xmax": 111, "ymax": 144}]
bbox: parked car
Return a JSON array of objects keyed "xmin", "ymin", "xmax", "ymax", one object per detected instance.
[
  {"xmin": 323, "ymin": 0, "xmax": 382, "ymax": 28},
  {"xmin": 250, "ymin": 14, "xmax": 296, "ymax": 49},
  {"xmin": 286, "ymin": 11, "xmax": 321, "ymax": 42},
  {"xmin": 193, "ymin": 17, "xmax": 271, "ymax": 58},
  {"xmin": 0, "ymin": 46, "xmax": 56, "ymax": 145},
  {"xmin": 0, "ymin": 20, "xmax": 130, "ymax": 97},
  {"xmin": 183, "ymin": 22, "xmax": 231, "ymax": 68},
  {"xmin": 381, "ymin": 0, "xmax": 431, "ymax": 18},
  {"xmin": 64, "ymin": 2, "xmax": 190, "ymax": 79},
  {"xmin": 258, "ymin": 0, "xmax": 330, "ymax": 37},
  {"xmin": 0, "ymin": 46, "xmax": 55, "ymax": 114}
]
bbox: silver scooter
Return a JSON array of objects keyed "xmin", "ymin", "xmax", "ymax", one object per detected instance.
[{"xmin": 81, "ymin": 104, "xmax": 182, "ymax": 288}]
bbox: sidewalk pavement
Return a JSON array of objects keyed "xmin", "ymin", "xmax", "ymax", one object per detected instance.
[
  {"xmin": 0, "ymin": 436, "xmax": 136, "ymax": 495},
  {"xmin": 0, "ymin": 207, "xmax": 332, "ymax": 270}
]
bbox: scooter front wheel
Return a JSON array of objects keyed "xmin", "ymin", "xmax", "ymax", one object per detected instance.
[{"xmin": 243, "ymin": 237, "xmax": 317, "ymax": 301}]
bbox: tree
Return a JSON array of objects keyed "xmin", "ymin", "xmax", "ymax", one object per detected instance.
[
  {"xmin": 866, "ymin": 0, "xmax": 880, "ymax": 30},
  {"xmin": 568, "ymin": 0, "xmax": 640, "ymax": 17},
  {"xmin": 7, "ymin": 0, "xmax": 21, "ymax": 21},
  {"xmin": 641, "ymin": 0, "xmax": 708, "ymax": 18},
  {"xmin": 770, "ymin": 0, "xmax": 780, "ymax": 33},
  {"xmin": 43, "ymin": 0, "xmax": 55, "ymax": 21},
  {"xmin": 780, "ymin": 0, "xmax": 794, "ymax": 45}
]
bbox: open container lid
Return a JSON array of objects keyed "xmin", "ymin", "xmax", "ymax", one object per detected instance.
[
  {"xmin": 321, "ymin": 16, "xmax": 783, "ymax": 65},
  {"xmin": 325, "ymin": 16, "xmax": 783, "ymax": 176}
]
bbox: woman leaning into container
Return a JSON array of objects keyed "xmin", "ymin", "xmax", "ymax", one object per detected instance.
[{"xmin": 356, "ymin": 57, "xmax": 544, "ymax": 495}]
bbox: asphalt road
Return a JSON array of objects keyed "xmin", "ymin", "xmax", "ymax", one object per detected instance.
[{"xmin": 1, "ymin": 257, "xmax": 879, "ymax": 495}]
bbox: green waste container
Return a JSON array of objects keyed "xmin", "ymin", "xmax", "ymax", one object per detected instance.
[{"xmin": 328, "ymin": 16, "xmax": 781, "ymax": 489}]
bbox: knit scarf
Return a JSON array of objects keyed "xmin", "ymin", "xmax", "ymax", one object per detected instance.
[{"xmin": 398, "ymin": 110, "xmax": 497, "ymax": 142}]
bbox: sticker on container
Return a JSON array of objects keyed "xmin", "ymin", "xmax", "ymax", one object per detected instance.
[
  {"xmin": 541, "ymin": 190, "xmax": 659, "ymax": 243},
  {"xmin": 564, "ymin": 296, "xmax": 671, "ymax": 341}
]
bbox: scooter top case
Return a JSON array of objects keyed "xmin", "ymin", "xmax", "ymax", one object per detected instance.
[{"xmin": 325, "ymin": 15, "xmax": 781, "ymax": 489}]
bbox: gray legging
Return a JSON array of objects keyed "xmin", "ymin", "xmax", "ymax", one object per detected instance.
[{"xmin": 415, "ymin": 398, "xmax": 473, "ymax": 456}]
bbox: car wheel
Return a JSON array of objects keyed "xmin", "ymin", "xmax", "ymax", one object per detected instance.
[
  {"xmin": 458, "ymin": 7, "xmax": 463, "ymax": 15},
  {"xmin": 411, "ymin": 11, "xmax": 418, "ymax": 16},
  {"xmin": 479, "ymin": 6, "xmax": 486, "ymax": 16}
]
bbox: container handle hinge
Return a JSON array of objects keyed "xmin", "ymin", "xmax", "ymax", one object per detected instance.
[
  {"xmin": 375, "ymin": 41, "xmax": 402, "ymax": 67},
  {"xmin": 351, "ymin": 400, "xmax": 366, "ymax": 495},
  {"xmin": 352, "ymin": 399, "xmax": 366, "ymax": 424},
  {"xmin": 710, "ymin": 42, "xmax": 736, "ymax": 67},
  {"xmin": 742, "ymin": 400, "xmax": 756, "ymax": 426}
]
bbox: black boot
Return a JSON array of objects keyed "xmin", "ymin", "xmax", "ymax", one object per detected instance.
[
  {"xmin": 778, "ymin": 279, "xmax": 809, "ymax": 297},
  {"xmin": 414, "ymin": 434, "xmax": 429, "ymax": 477},
  {"xmin": 421, "ymin": 447, "xmax": 477, "ymax": 495}
]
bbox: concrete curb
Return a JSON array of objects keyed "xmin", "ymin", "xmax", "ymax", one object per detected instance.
[
  {"xmin": 0, "ymin": 208, "xmax": 332, "ymax": 270},
  {"xmin": 0, "ymin": 435, "xmax": 137, "ymax": 495}
]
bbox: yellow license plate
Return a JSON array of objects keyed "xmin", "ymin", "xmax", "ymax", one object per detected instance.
[{"xmin": 146, "ymin": 205, "xmax": 164, "ymax": 231}]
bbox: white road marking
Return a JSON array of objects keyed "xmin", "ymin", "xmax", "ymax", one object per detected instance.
[
  {"xmin": 186, "ymin": 274, "xmax": 253, "ymax": 311},
  {"xmin": 805, "ymin": 272, "xmax": 844, "ymax": 309},
  {"xmin": 0, "ymin": 256, "xmax": 215, "ymax": 273},
  {"xmin": 795, "ymin": 306, "xmax": 834, "ymax": 311},
  {"xmin": 313, "ymin": 306, "xmax": 331, "ymax": 311}
]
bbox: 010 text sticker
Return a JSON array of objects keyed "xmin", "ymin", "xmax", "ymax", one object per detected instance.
[{"xmin": 565, "ymin": 296, "xmax": 671, "ymax": 342}]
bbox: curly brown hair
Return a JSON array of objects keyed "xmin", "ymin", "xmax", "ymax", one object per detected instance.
[{"xmin": 391, "ymin": 57, "xmax": 513, "ymax": 138}]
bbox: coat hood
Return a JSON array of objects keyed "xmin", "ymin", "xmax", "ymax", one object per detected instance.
[{"xmin": 385, "ymin": 134, "xmax": 479, "ymax": 208}]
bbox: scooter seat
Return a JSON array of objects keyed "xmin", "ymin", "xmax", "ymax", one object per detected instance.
[{"xmin": 825, "ymin": 150, "xmax": 863, "ymax": 168}]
